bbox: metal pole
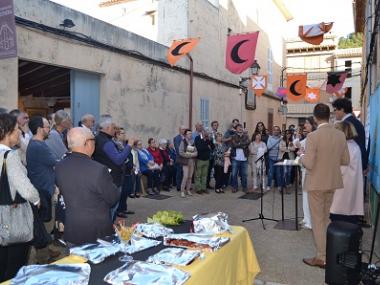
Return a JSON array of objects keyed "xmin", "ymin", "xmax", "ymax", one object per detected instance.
[
  {"xmin": 187, "ymin": 54, "xmax": 194, "ymax": 129},
  {"xmin": 280, "ymin": 67, "xmax": 286, "ymax": 87}
]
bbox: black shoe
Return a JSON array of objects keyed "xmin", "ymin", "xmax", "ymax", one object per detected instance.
[
  {"xmin": 124, "ymin": 210, "xmax": 135, "ymax": 215},
  {"xmin": 135, "ymin": 193, "xmax": 141, "ymax": 198},
  {"xmin": 128, "ymin": 194, "xmax": 135, "ymax": 198},
  {"xmin": 147, "ymin": 189, "xmax": 155, "ymax": 195},
  {"xmin": 117, "ymin": 212, "xmax": 128, "ymax": 219}
]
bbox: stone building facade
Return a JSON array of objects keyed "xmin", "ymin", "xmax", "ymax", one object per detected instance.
[{"xmin": 0, "ymin": 0, "xmax": 291, "ymax": 141}]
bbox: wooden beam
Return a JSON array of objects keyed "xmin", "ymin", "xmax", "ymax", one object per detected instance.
[{"xmin": 19, "ymin": 69, "xmax": 69, "ymax": 90}]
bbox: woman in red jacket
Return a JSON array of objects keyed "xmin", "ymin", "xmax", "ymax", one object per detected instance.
[{"xmin": 147, "ymin": 138, "xmax": 163, "ymax": 192}]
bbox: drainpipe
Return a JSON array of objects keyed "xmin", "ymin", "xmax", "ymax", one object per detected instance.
[
  {"xmin": 187, "ymin": 54, "xmax": 194, "ymax": 128},
  {"xmin": 367, "ymin": 0, "xmax": 372, "ymax": 99}
]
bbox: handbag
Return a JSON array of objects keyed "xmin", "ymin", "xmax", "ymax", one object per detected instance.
[
  {"xmin": 31, "ymin": 204, "xmax": 52, "ymax": 249},
  {"xmin": 0, "ymin": 150, "xmax": 34, "ymax": 246}
]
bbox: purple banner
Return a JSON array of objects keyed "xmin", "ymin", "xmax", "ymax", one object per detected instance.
[{"xmin": 0, "ymin": 0, "xmax": 17, "ymax": 59}]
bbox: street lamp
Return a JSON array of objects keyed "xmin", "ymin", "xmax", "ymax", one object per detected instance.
[
  {"xmin": 250, "ymin": 60, "xmax": 261, "ymax": 76},
  {"xmin": 239, "ymin": 60, "xmax": 260, "ymax": 111}
]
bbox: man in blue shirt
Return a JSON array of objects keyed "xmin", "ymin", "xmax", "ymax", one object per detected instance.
[
  {"xmin": 93, "ymin": 116, "xmax": 135, "ymax": 220},
  {"xmin": 267, "ymin": 126, "xmax": 282, "ymax": 191},
  {"xmin": 26, "ymin": 116, "xmax": 59, "ymax": 264}
]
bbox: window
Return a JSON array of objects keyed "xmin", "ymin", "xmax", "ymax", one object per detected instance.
[
  {"xmin": 200, "ymin": 98, "xmax": 209, "ymax": 127},
  {"xmin": 345, "ymin": 60, "xmax": 352, "ymax": 78},
  {"xmin": 267, "ymin": 48, "xmax": 273, "ymax": 90},
  {"xmin": 345, "ymin": 87, "xmax": 352, "ymax": 100}
]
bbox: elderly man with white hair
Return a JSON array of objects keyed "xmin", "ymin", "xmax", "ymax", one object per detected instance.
[
  {"xmin": 80, "ymin": 113, "xmax": 96, "ymax": 133},
  {"xmin": 93, "ymin": 115, "xmax": 135, "ymax": 220},
  {"xmin": 45, "ymin": 110, "xmax": 72, "ymax": 161},
  {"xmin": 55, "ymin": 127, "xmax": 120, "ymax": 245}
]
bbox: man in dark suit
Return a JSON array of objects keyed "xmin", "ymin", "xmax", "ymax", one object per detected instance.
[
  {"xmin": 55, "ymin": 128, "xmax": 120, "ymax": 245},
  {"xmin": 333, "ymin": 98, "xmax": 368, "ymax": 171}
]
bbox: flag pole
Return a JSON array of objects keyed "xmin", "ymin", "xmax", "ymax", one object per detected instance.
[{"xmin": 187, "ymin": 54, "xmax": 194, "ymax": 129}]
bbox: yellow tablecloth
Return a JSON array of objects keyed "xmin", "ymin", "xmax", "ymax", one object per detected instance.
[
  {"xmin": 1, "ymin": 225, "xmax": 260, "ymax": 285},
  {"xmin": 182, "ymin": 226, "xmax": 260, "ymax": 285}
]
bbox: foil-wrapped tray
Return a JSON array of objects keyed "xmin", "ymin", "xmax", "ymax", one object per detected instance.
[
  {"xmin": 192, "ymin": 212, "xmax": 230, "ymax": 234},
  {"xmin": 147, "ymin": 247, "xmax": 201, "ymax": 266},
  {"xmin": 135, "ymin": 223, "xmax": 174, "ymax": 238},
  {"xmin": 119, "ymin": 234, "xmax": 161, "ymax": 254},
  {"xmin": 70, "ymin": 242, "xmax": 120, "ymax": 264},
  {"xmin": 163, "ymin": 233, "xmax": 230, "ymax": 252},
  {"xmin": 104, "ymin": 260, "xmax": 190, "ymax": 285},
  {"xmin": 11, "ymin": 263, "xmax": 91, "ymax": 285}
]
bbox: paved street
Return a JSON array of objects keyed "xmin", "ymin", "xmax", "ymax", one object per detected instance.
[{"xmin": 124, "ymin": 186, "xmax": 372, "ymax": 285}]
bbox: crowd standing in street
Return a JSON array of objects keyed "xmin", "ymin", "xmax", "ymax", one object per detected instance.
[{"xmin": 0, "ymin": 97, "xmax": 370, "ymax": 280}]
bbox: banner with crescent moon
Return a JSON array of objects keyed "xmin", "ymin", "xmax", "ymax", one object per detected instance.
[
  {"xmin": 305, "ymin": 87, "xmax": 320, "ymax": 103},
  {"xmin": 298, "ymin": 22, "xmax": 333, "ymax": 45},
  {"xmin": 286, "ymin": 74, "xmax": 307, "ymax": 102},
  {"xmin": 326, "ymin": 71, "xmax": 347, "ymax": 94},
  {"xmin": 167, "ymin": 38, "xmax": 200, "ymax": 66},
  {"xmin": 250, "ymin": 75, "xmax": 267, "ymax": 96},
  {"xmin": 225, "ymin": 31, "xmax": 259, "ymax": 74}
]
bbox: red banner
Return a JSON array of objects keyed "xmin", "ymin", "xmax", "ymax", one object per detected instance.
[
  {"xmin": 0, "ymin": 0, "xmax": 17, "ymax": 59},
  {"xmin": 225, "ymin": 31, "xmax": 259, "ymax": 74}
]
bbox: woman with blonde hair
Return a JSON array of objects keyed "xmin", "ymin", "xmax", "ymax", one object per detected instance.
[{"xmin": 330, "ymin": 121, "xmax": 363, "ymax": 224}]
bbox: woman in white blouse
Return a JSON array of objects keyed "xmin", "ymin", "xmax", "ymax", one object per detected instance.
[
  {"xmin": 297, "ymin": 116, "xmax": 317, "ymax": 229},
  {"xmin": 0, "ymin": 113, "xmax": 40, "ymax": 282},
  {"xmin": 249, "ymin": 132, "xmax": 268, "ymax": 191}
]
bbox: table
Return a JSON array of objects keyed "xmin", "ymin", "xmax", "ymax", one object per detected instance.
[
  {"xmin": 274, "ymin": 160, "xmax": 301, "ymax": 231},
  {"xmin": 2, "ymin": 224, "xmax": 260, "ymax": 285}
]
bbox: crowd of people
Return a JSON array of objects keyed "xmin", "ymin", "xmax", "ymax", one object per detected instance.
[{"xmin": 0, "ymin": 97, "xmax": 368, "ymax": 280}]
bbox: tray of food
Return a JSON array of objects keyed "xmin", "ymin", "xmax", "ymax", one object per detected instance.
[
  {"xmin": 192, "ymin": 212, "xmax": 231, "ymax": 234},
  {"xmin": 163, "ymin": 233, "xmax": 230, "ymax": 252},
  {"xmin": 147, "ymin": 247, "xmax": 201, "ymax": 266},
  {"xmin": 135, "ymin": 223, "xmax": 174, "ymax": 238},
  {"xmin": 104, "ymin": 260, "xmax": 190, "ymax": 285}
]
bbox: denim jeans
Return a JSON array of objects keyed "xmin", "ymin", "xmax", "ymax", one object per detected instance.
[
  {"xmin": 267, "ymin": 157, "xmax": 278, "ymax": 187},
  {"xmin": 117, "ymin": 176, "xmax": 131, "ymax": 213},
  {"xmin": 275, "ymin": 165, "xmax": 292, "ymax": 188},
  {"xmin": 231, "ymin": 160, "xmax": 248, "ymax": 190},
  {"xmin": 142, "ymin": 169, "xmax": 160, "ymax": 190},
  {"xmin": 111, "ymin": 187, "xmax": 121, "ymax": 221}
]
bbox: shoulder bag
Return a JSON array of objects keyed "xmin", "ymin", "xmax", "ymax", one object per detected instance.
[{"xmin": 0, "ymin": 150, "xmax": 34, "ymax": 246}]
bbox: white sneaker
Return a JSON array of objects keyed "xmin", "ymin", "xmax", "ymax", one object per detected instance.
[
  {"xmin": 186, "ymin": 190, "xmax": 193, "ymax": 196},
  {"xmin": 266, "ymin": 186, "xmax": 271, "ymax": 191},
  {"xmin": 181, "ymin": 192, "xmax": 186, "ymax": 198}
]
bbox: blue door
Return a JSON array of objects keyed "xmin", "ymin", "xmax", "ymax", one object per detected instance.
[{"xmin": 70, "ymin": 70, "xmax": 100, "ymax": 126}]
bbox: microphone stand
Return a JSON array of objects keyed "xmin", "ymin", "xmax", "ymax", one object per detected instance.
[{"xmin": 242, "ymin": 155, "xmax": 278, "ymax": 229}]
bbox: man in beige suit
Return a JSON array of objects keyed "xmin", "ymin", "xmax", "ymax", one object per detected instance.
[{"xmin": 300, "ymin": 103, "xmax": 350, "ymax": 268}]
